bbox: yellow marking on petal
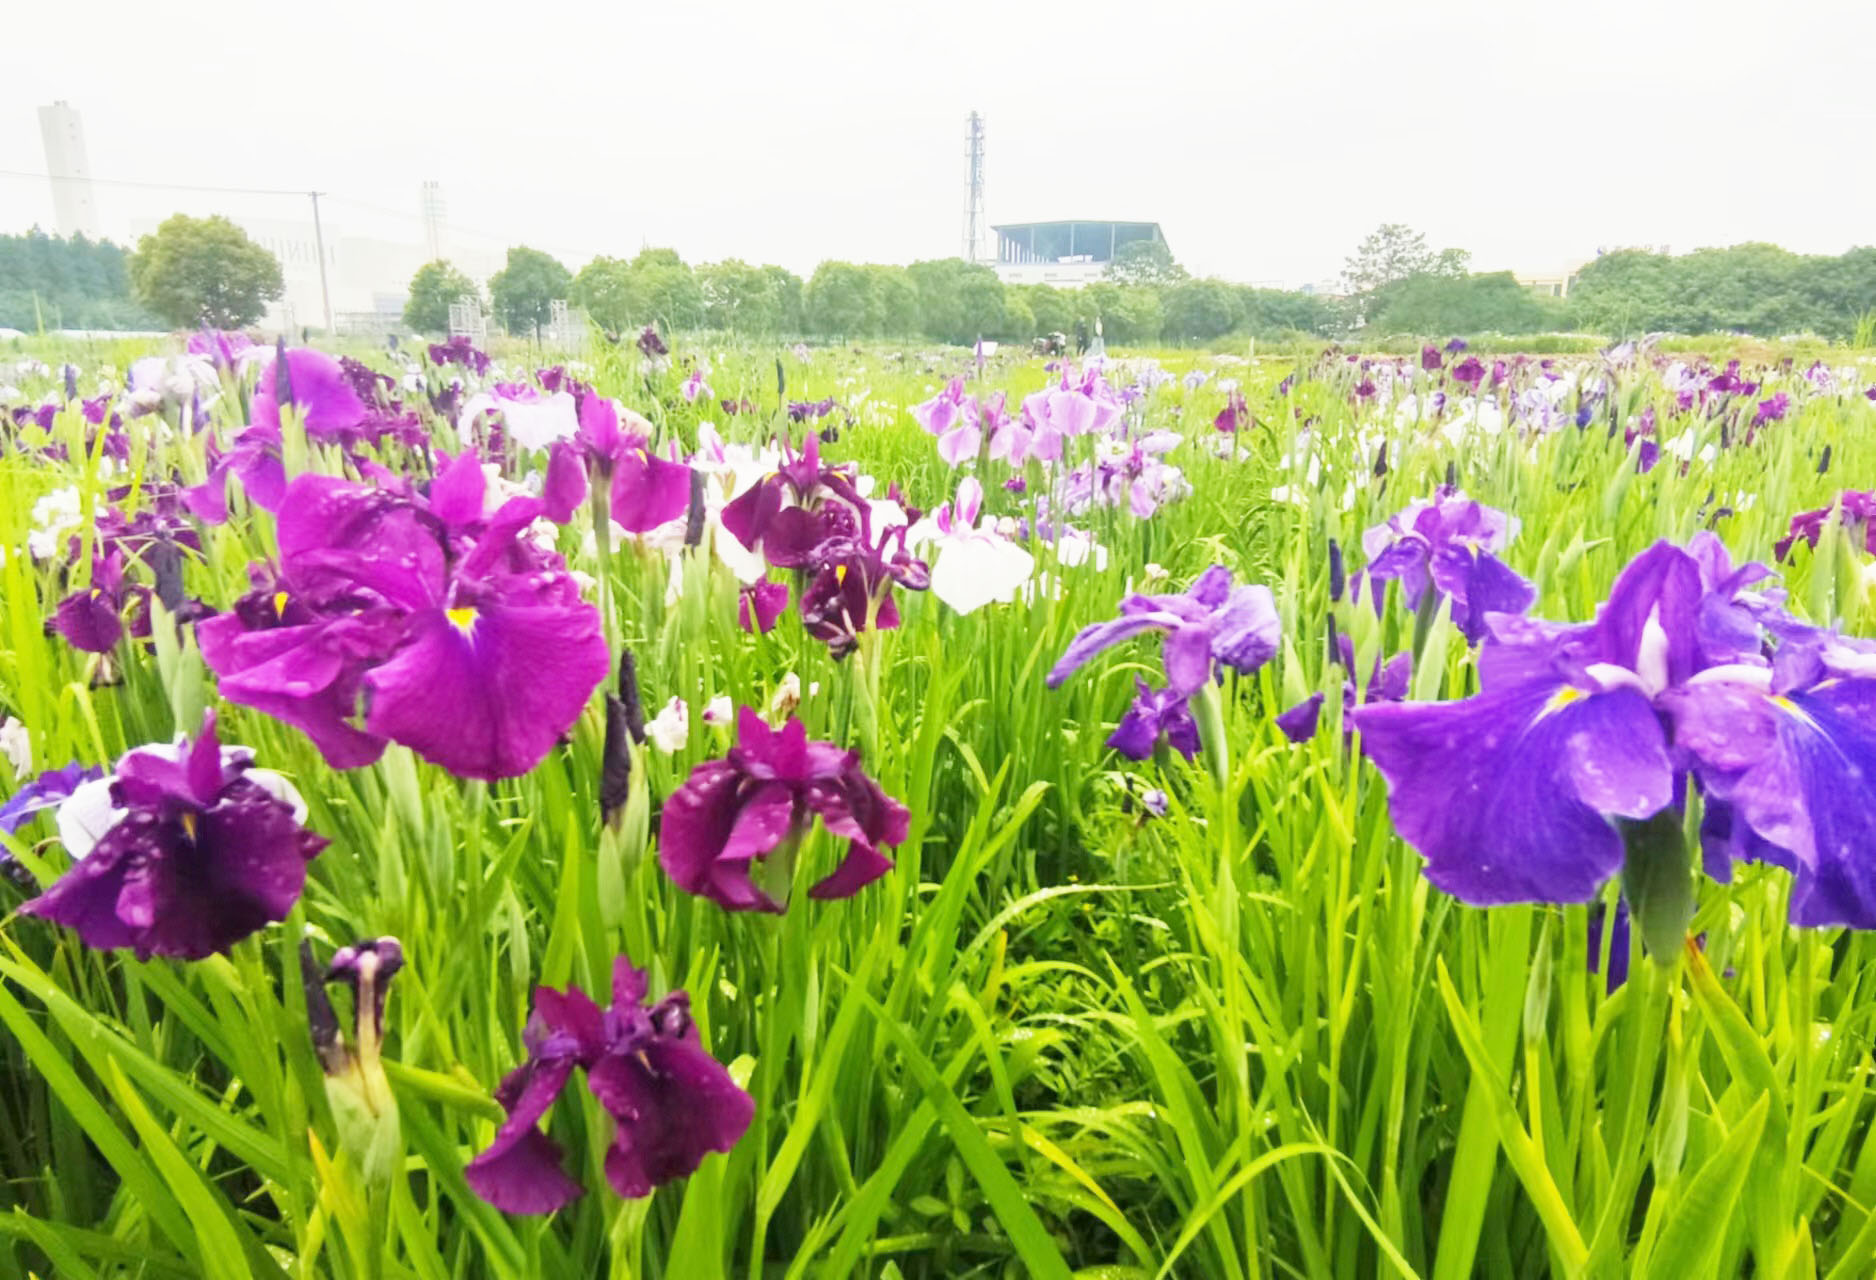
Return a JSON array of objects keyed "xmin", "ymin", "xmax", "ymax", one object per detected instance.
[
  {"xmin": 1539, "ymin": 686, "xmax": 1584, "ymax": 718},
  {"xmin": 835, "ymin": 563, "xmax": 847, "ymax": 584},
  {"xmin": 1770, "ymin": 695, "xmax": 1798, "ymax": 712},
  {"xmin": 447, "ymin": 606, "xmax": 478, "ymax": 632},
  {"xmin": 272, "ymin": 591, "xmax": 290, "ymax": 617},
  {"xmin": 181, "ymin": 811, "xmax": 198, "ymax": 841}
]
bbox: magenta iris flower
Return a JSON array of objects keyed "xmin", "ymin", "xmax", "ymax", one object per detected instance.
[
  {"xmin": 1213, "ymin": 391, "xmax": 1248, "ymax": 434},
  {"xmin": 1353, "ymin": 535, "xmax": 1876, "ymax": 928},
  {"xmin": 659, "ymin": 708, "xmax": 909, "ymax": 913},
  {"xmin": 738, "ymin": 580, "xmax": 790, "ymax": 634},
  {"xmin": 1048, "ymin": 565, "xmax": 1281, "ymax": 697},
  {"xmin": 465, "ymin": 956, "xmax": 752, "ymax": 1213},
  {"xmin": 1355, "ymin": 488, "xmax": 1536, "ymax": 644},
  {"xmin": 428, "ymin": 336, "xmax": 491, "ymax": 377},
  {"xmin": 1775, "ymin": 490, "xmax": 1876, "ymax": 560},
  {"xmin": 199, "ymin": 455, "xmax": 609, "ymax": 780},
  {"xmin": 1421, "ymin": 345, "xmax": 1443, "ymax": 372},
  {"xmin": 21, "ymin": 712, "xmax": 327, "ymax": 959},
  {"xmin": 548, "ymin": 393, "xmax": 693, "ymax": 534}
]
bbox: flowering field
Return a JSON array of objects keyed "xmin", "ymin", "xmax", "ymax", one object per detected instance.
[{"xmin": 1, "ymin": 330, "xmax": 1875, "ymax": 1280}]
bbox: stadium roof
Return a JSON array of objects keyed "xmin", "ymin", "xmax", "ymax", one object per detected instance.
[{"xmin": 991, "ymin": 220, "xmax": 1166, "ymax": 266}]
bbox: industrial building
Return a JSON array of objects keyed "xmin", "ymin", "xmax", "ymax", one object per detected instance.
[{"xmin": 991, "ymin": 220, "xmax": 1169, "ymax": 288}]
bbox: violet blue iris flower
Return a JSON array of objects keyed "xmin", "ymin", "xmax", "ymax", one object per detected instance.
[
  {"xmin": 1110, "ymin": 678, "xmax": 1201, "ymax": 760},
  {"xmin": 0, "ymin": 762, "xmax": 103, "ymax": 838},
  {"xmin": 1276, "ymin": 692, "xmax": 1325, "ymax": 743},
  {"xmin": 199, "ymin": 457, "xmax": 609, "ymax": 780},
  {"xmin": 1356, "ymin": 487, "xmax": 1536, "ymax": 644},
  {"xmin": 465, "ymin": 956, "xmax": 752, "ymax": 1213},
  {"xmin": 1047, "ymin": 565, "xmax": 1282, "ymax": 697},
  {"xmin": 1353, "ymin": 535, "xmax": 1876, "ymax": 928},
  {"xmin": 21, "ymin": 712, "xmax": 327, "ymax": 959},
  {"xmin": 660, "ymin": 709, "xmax": 909, "ymax": 912}
]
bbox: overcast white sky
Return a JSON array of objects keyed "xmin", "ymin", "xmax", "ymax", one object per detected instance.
[{"xmin": 4, "ymin": 0, "xmax": 1875, "ymax": 288}]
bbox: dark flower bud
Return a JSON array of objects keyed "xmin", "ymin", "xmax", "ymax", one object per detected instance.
[
  {"xmin": 683, "ymin": 470, "xmax": 707, "ymax": 548},
  {"xmin": 1327, "ymin": 540, "xmax": 1345, "ymax": 604},
  {"xmin": 63, "ymin": 364, "xmax": 78, "ymax": 402},
  {"xmin": 601, "ymin": 694, "xmax": 632, "ymax": 827},
  {"xmin": 1445, "ymin": 460, "xmax": 1457, "ymax": 489},
  {"xmin": 273, "ymin": 336, "xmax": 292, "ymax": 409},
  {"xmin": 1818, "ymin": 444, "xmax": 1832, "ymax": 475},
  {"xmin": 149, "ymin": 539, "xmax": 186, "ymax": 613},
  {"xmin": 775, "ymin": 358, "xmax": 786, "ymax": 398},
  {"xmin": 1372, "ymin": 442, "xmax": 1388, "ymax": 478},
  {"xmin": 616, "ymin": 650, "xmax": 646, "ymax": 745}
]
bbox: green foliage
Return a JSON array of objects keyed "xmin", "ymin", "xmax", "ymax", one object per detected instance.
[
  {"xmin": 1077, "ymin": 282, "xmax": 1163, "ymax": 343},
  {"xmin": 1162, "ymin": 278, "xmax": 1242, "ymax": 342},
  {"xmin": 1569, "ymin": 242, "xmax": 1876, "ymax": 338},
  {"xmin": 0, "ymin": 229, "xmax": 158, "ymax": 332},
  {"xmin": 1371, "ymin": 270, "xmax": 1557, "ymax": 336},
  {"xmin": 1104, "ymin": 237, "xmax": 1186, "ymax": 286},
  {"xmin": 906, "ymin": 258, "xmax": 1006, "ymax": 345},
  {"xmin": 864, "ymin": 264, "xmax": 920, "ymax": 337},
  {"xmin": 805, "ymin": 260, "xmax": 875, "ymax": 338},
  {"xmin": 129, "ymin": 214, "xmax": 283, "ymax": 330},
  {"xmin": 402, "ymin": 260, "xmax": 480, "ymax": 334},
  {"xmin": 573, "ymin": 255, "xmax": 640, "ymax": 333},
  {"xmin": 1018, "ymin": 283, "xmax": 1071, "ymax": 337},
  {"xmin": 698, "ymin": 259, "xmax": 802, "ymax": 335},
  {"xmin": 489, "ymin": 245, "xmax": 572, "ymax": 336},
  {"xmin": 630, "ymin": 248, "xmax": 704, "ymax": 330}
]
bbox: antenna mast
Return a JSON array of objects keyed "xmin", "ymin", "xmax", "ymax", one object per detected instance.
[{"xmin": 964, "ymin": 111, "xmax": 986, "ymax": 263}]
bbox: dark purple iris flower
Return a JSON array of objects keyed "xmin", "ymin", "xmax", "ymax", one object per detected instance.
[
  {"xmin": 1353, "ymin": 535, "xmax": 1876, "ymax": 928},
  {"xmin": 20, "ymin": 712, "xmax": 327, "ymax": 958},
  {"xmin": 1752, "ymin": 392, "xmax": 1791, "ymax": 428},
  {"xmin": 548, "ymin": 394, "xmax": 693, "ymax": 534},
  {"xmin": 721, "ymin": 433, "xmax": 872, "ymax": 571},
  {"xmin": 428, "ymin": 336, "xmax": 491, "ymax": 377},
  {"xmin": 1213, "ymin": 391, "xmax": 1249, "ymax": 434},
  {"xmin": 1355, "ymin": 488, "xmax": 1536, "ymax": 644},
  {"xmin": 797, "ymin": 523, "xmax": 929, "ymax": 660},
  {"xmin": 1775, "ymin": 490, "xmax": 1875, "ymax": 560},
  {"xmin": 465, "ymin": 956, "xmax": 752, "ymax": 1213},
  {"xmin": 199, "ymin": 456, "xmax": 609, "ymax": 780},
  {"xmin": 786, "ymin": 397, "xmax": 837, "ymax": 422},
  {"xmin": 1110, "ymin": 678, "xmax": 1202, "ymax": 760},
  {"xmin": 0, "ymin": 762, "xmax": 103, "ymax": 839},
  {"xmin": 659, "ymin": 708, "xmax": 909, "ymax": 912},
  {"xmin": 51, "ymin": 552, "xmax": 130, "ymax": 654},
  {"xmin": 636, "ymin": 326, "xmax": 669, "ymax": 359},
  {"xmin": 1421, "ymin": 345, "xmax": 1443, "ymax": 372},
  {"xmin": 1451, "ymin": 356, "xmax": 1485, "ymax": 389},
  {"xmin": 1048, "ymin": 564, "xmax": 1281, "ymax": 697},
  {"xmin": 738, "ymin": 580, "xmax": 790, "ymax": 634}
]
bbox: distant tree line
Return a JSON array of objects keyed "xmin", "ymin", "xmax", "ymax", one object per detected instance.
[{"xmin": 0, "ymin": 229, "xmax": 159, "ymax": 331}]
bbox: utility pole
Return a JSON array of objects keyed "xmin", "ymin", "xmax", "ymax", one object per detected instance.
[{"xmin": 308, "ymin": 190, "xmax": 334, "ymax": 335}]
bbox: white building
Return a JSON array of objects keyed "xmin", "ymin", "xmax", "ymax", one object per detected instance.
[
  {"xmin": 38, "ymin": 101, "xmax": 101, "ymax": 241},
  {"xmin": 992, "ymin": 220, "xmax": 1168, "ymax": 289}
]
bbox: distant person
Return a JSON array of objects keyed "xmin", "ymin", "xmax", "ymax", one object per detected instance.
[
  {"xmin": 1075, "ymin": 320, "xmax": 1088, "ymax": 355},
  {"xmin": 1087, "ymin": 317, "xmax": 1106, "ymax": 362}
]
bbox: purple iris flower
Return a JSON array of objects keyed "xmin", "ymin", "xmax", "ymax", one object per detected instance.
[
  {"xmin": 20, "ymin": 712, "xmax": 327, "ymax": 958},
  {"xmin": 1752, "ymin": 392, "xmax": 1791, "ymax": 428},
  {"xmin": 1451, "ymin": 356, "xmax": 1485, "ymax": 389},
  {"xmin": 912, "ymin": 378, "xmax": 982, "ymax": 466},
  {"xmin": 738, "ymin": 580, "xmax": 790, "ymax": 634},
  {"xmin": 1421, "ymin": 345, "xmax": 1443, "ymax": 372},
  {"xmin": 1444, "ymin": 338, "xmax": 1468, "ymax": 355},
  {"xmin": 1015, "ymin": 366, "xmax": 1124, "ymax": 464},
  {"xmin": 548, "ymin": 394, "xmax": 693, "ymax": 534},
  {"xmin": 251, "ymin": 348, "xmax": 369, "ymax": 443},
  {"xmin": 1355, "ymin": 488, "xmax": 1536, "ymax": 644},
  {"xmin": 51, "ymin": 551, "xmax": 130, "ymax": 654},
  {"xmin": 1353, "ymin": 535, "xmax": 1876, "ymax": 928},
  {"xmin": 680, "ymin": 368, "xmax": 712, "ymax": 403},
  {"xmin": 721, "ymin": 433, "xmax": 871, "ymax": 570},
  {"xmin": 465, "ymin": 956, "xmax": 752, "ymax": 1213},
  {"xmin": 798, "ymin": 523, "xmax": 929, "ymax": 660},
  {"xmin": 0, "ymin": 762, "xmax": 103, "ymax": 838},
  {"xmin": 786, "ymin": 397, "xmax": 837, "ymax": 423},
  {"xmin": 1110, "ymin": 678, "xmax": 1202, "ymax": 760},
  {"xmin": 1775, "ymin": 490, "xmax": 1875, "ymax": 560},
  {"xmin": 636, "ymin": 326, "xmax": 669, "ymax": 359},
  {"xmin": 1047, "ymin": 565, "xmax": 1281, "ymax": 697},
  {"xmin": 1213, "ymin": 391, "xmax": 1249, "ymax": 434},
  {"xmin": 1275, "ymin": 692, "xmax": 1325, "ymax": 743},
  {"xmin": 428, "ymin": 336, "xmax": 491, "ymax": 377},
  {"xmin": 659, "ymin": 708, "xmax": 910, "ymax": 912},
  {"xmin": 199, "ymin": 457, "xmax": 608, "ymax": 780}
]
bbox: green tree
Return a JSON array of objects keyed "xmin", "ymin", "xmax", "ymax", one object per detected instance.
[
  {"xmin": 1000, "ymin": 294, "xmax": 1036, "ymax": 341},
  {"xmin": 700, "ymin": 259, "xmax": 781, "ymax": 333},
  {"xmin": 489, "ymin": 245, "xmax": 572, "ymax": 336},
  {"xmin": 1105, "ymin": 238, "xmax": 1186, "ymax": 286},
  {"xmin": 1162, "ymin": 279, "xmax": 1242, "ymax": 343},
  {"xmin": 805, "ymin": 261, "xmax": 875, "ymax": 337},
  {"xmin": 1076, "ymin": 283, "xmax": 1161, "ymax": 344},
  {"xmin": 1371, "ymin": 272, "xmax": 1551, "ymax": 336},
  {"xmin": 1020, "ymin": 284, "xmax": 1071, "ymax": 337},
  {"xmin": 907, "ymin": 258, "xmax": 1005, "ymax": 344},
  {"xmin": 865, "ymin": 265, "xmax": 920, "ymax": 336},
  {"xmin": 631, "ymin": 248, "xmax": 703, "ymax": 329},
  {"xmin": 0, "ymin": 228, "xmax": 157, "ymax": 331},
  {"xmin": 129, "ymin": 214, "xmax": 283, "ymax": 329},
  {"xmin": 403, "ymin": 260, "xmax": 480, "ymax": 334},
  {"xmin": 763, "ymin": 265, "xmax": 805, "ymax": 333},
  {"xmin": 574, "ymin": 257, "xmax": 641, "ymax": 333}
]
